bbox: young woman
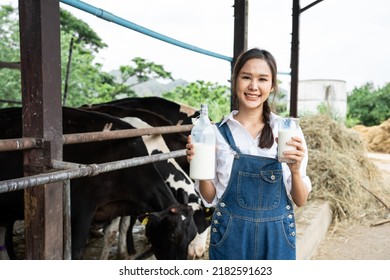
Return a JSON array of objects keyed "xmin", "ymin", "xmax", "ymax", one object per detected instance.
[{"xmin": 186, "ymin": 48, "xmax": 311, "ymax": 260}]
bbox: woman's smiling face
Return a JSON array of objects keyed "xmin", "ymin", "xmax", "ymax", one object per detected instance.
[{"xmin": 235, "ymin": 58, "xmax": 274, "ymax": 110}]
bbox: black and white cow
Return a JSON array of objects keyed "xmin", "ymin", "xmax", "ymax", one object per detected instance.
[
  {"xmin": 81, "ymin": 100, "xmax": 213, "ymax": 258},
  {"xmin": 0, "ymin": 106, "xmax": 197, "ymax": 260},
  {"xmin": 84, "ymin": 96, "xmax": 199, "ymax": 126},
  {"xmin": 96, "ymin": 116, "xmax": 211, "ymax": 260},
  {"xmin": 81, "ymin": 105, "xmax": 191, "ymax": 174}
]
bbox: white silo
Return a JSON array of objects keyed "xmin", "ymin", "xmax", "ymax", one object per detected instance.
[{"xmin": 288, "ymin": 79, "xmax": 347, "ymax": 119}]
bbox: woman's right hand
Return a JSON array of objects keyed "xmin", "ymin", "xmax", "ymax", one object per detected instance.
[{"xmin": 186, "ymin": 135, "xmax": 195, "ymax": 162}]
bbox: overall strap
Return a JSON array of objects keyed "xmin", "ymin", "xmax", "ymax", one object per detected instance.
[{"xmin": 216, "ymin": 122, "xmax": 241, "ymax": 154}]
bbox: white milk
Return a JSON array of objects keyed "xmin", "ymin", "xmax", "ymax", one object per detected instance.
[
  {"xmin": 278, "ymin": 129, "xmax": 298, "ymax": 163},
  {"xmin": 189, "ymin": 142, "xmax": 215, "ymax": 180}
]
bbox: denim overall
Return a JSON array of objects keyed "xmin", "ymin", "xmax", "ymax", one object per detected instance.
[{"xmin": 209, "ymin": 123, "xmax": 296, "ymax": 260}]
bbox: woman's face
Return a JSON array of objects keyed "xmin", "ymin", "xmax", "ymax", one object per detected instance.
[{"xmin": 235, "ymin": 58, "xmax": 274, "ymax": 110}]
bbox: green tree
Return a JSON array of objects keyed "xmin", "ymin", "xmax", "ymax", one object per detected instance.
[
  {"xmin": 163, "ymin": 80, "xmax": 230, "ymax": 122},
  {"xmin": 0, "ymin": 4, "xmax": 21, "ymax": 107},
  {"xmin": 0, "ymin": 5, "xmax": 174, "ymax": 107},
  {"xmin": 60, "ymin": 9, "xmax": 111, "ymax": 106},
  {"xmin": 347, "ymin": 82, "xmax": 390, "ymax": 126},
  {"xmin": 60, "ymin": 9, "xmax": 107, "ymax": 52},
  {"xmin": 119, "ymin": 57, "xmax": 173, "ymax": 86},
  {"xmin": 0, "ymin": 4, "xmax": 114, "ymax": 107},
  {"xmin": 60, "ymin": 32, "xmax": 113, "ymax": 107},
  {"xmin": 110, "ymin": 57, "xmax": 174, "ymax": 100}
]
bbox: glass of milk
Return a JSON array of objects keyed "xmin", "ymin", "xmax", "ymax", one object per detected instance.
[{"xmin": 277, "ymin": 117, "xmax": 299, "ymax": 163}]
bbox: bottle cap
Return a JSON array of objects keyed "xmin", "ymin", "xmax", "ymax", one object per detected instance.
[{"xmin": 200, "ymin": 104, "xmax": 208, "ymax": 114}]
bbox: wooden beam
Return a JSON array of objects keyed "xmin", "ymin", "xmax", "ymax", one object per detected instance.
[{"xmin": 19, "ymin": 0, "xmax": 63, "ymax": 259}]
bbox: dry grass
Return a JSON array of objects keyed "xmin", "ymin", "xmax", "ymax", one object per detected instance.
[
  {"xmin": 300, "ymin": 115, "xmax": 388, "ymax": 227},
  {"xmin": 351, "ymin": 118, "xmax": 390, "ymax": 153}
]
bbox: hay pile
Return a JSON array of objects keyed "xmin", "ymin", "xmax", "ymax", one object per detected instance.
[
  {"xmin": 300, "ymin": 114, "xmax": 386, "ymax": 225},
  {"xmin": 351, "ymin": 118, "xmax": 390, "ymax": 153}
]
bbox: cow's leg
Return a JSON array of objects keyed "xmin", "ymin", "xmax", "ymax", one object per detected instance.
[
  {"xmin": 1, "ymin": 222, "xmax": 17, "ymax": 260},
  {"xmin": 0, "ymin": 226, "xmax": 10, "ymax": 260},
  {"xmin": 117, "ymin": 216, "xmax": 130, "ymax": 259},
  {"xmin": 72, "ymin": 210, "xmax": 95, "ymax": 260},
  {"xmin": 100, "ymin": 217, "xmax": 121, "ymax": 260},
  {"xmin": 117, "ymin": 215, "xmax": 137, "ymax": 259},
  {"xmin": 187, "ymin": 226, "xmax": 210, "ymax": 259},
  {"xmin": 125, "ymin": 216, "xmax": 137, "ymax": 256}
]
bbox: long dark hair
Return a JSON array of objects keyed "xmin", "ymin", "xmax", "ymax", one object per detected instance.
[{"xmin": 231, "ymin": 48, "xmax": 278, "ymax": 149}]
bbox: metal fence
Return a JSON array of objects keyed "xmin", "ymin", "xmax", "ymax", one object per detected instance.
[{"xmin": 0, "ymin": 123, "xmax": 193, "ymax": 193}]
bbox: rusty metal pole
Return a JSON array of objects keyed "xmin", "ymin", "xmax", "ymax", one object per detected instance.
[
  {"xmin": 290, "ymin": 0, "xmax": 300, "ymax": 118},
  {"xmin": 290, "ymin": 0, "xmax": 323, "ymax": 117},
  {"xmin": 231, "ymin": 0, "xmax": 248, "ymax": 110},
  {"xmin": 19, "ymin": 0, "xmax": 63, "ymax": 259}
]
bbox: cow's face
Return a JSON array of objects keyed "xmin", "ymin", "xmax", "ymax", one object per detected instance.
[{"xmin": 139, "ymin": 204, "xmax": 197, "ymax": 260}]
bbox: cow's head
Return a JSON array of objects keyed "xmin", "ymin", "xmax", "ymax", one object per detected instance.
[{"xmin": 139, "ymin": 204, "xmax": 197, "ymax": 260}]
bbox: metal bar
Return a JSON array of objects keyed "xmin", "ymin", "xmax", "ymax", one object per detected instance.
[
  {"xmin": 0, "ymin": 61, "xmax": 21, "ymax": 70},
  {"xmin": 0, "ymin": 124, "xmax": 193, "ymax": 152},
  {"xmin": 0, "ymin": 149, "xmax": 187, "ymax": 194},
  {"xmin": 60, "ymin": 0, "xmax": 233, "ymax": 62},
  {"xmin": 232, "ymin": 0, "xmax": 248, "ymax": 63},
  {"xmin": 290, "ymin": 0, "xmax": 300, "ymax": 118},
  {"xmin": 0, "ymin": 138, "xmax": 39, "ymax": 151},
  {"xmin": 63, "ymin": 179, "xmax": 71, "ymax": 260},
  {"xmin": 231, "ymin": 0, "xmax": 248, "ymax": 111},
  {"xmin": 300, "ymin": 0, "xmax": 324, "ymax": 13},
  {"xmin": 0, "ymin": 99, "xmax": 22, "ymax": 104},
  {"xmin": 51, "ymin": 160, "xmax": 86, "ymax": 170},
  {"xmin": 62, "ymin": 124, "xmax": 193, "ymax": 145}
]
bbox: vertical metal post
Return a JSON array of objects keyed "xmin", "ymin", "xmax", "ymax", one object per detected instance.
[
  {"xmin": 19, "ymin": 0, "xmax": 64, "ymax": 259},
  {"xmin": 231, "ymin": 0, "xmax": 248, "ymax": 110},
  {"xmin": 290, "ymin": 0, "xmax": 300, "ymax": 117},
  {"xmin": 63, "ymin": 179, "xmax": 72, "ymax": 260}
]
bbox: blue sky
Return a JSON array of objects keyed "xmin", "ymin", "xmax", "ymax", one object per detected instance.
[{"xmin": 2, "ymin": 0, "xmax": 390, "ymax": 92}]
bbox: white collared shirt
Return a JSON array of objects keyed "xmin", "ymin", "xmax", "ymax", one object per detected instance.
[{"xmin": 194, "ymin": 110, "xmax": 312, "ymax": 207}]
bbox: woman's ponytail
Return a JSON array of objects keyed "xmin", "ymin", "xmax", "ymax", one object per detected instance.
[{"xmin": 259, "ymin": 100, "xmax": 274, "ymax": 149}]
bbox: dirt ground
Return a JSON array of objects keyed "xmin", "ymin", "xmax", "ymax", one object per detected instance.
[{"xmin": 311, "ymin": 152, "xmax": 390, "ymax": 260}]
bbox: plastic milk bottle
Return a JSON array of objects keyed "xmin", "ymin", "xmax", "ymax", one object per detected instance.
[{"xmin": 189, "ymin": 104, "xmax": 216, "ymax": 180}]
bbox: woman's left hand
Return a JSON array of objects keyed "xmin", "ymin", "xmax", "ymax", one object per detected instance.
[
  {"xmin": 276, "ymin": 136, "xmax": 306, "ymax": 172},
  {"xmin": 281, "ymin": 136, "xmax": 305, "ymax": 173}
]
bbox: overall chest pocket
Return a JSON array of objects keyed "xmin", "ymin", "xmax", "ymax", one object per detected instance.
[{"xmin": 236, "ymin": 170, "xmax": 282, "ymax": 210}]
